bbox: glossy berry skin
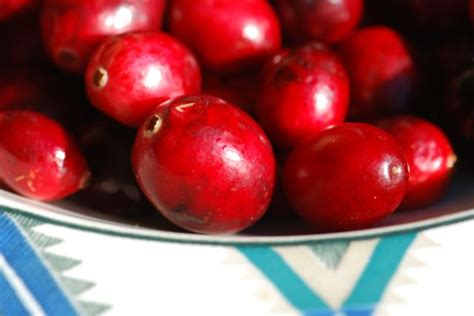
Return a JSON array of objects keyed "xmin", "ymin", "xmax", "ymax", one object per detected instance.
[
  {"xmin": 256, "ymin": 43, "xmax": 349, "ymax": 149},
  {"xmin": 132, "ymin": 95, "xmax": 276, "ymax": 234},
  {"xmin": 85, "ymin": 32, "xmax": 201, "ymax": 127},
  {"xmin": 275, "ymin": 0, "xmax": 363, "ymax": 44},
  {"xmin": 0, "ymin": 111, "xmax": 90, "ymax": 201},
  {"xmin": 339, "ymin": 27, "xmax": 417, "ymax": 120},
  {"xmin": 0, "ymin": 0, "xmax": 36, "ymax": 21},
  {"xmin": 41, "ymin": 0, "xmax": 166, "ymax": 74},
  {"xmin": 169, "ymin": 0, "xmax": 282, "ymax": 74},
  {"xmin": 376, "ymin": 116, "xmax": 456, "ymax": 210},
  {"xmin": 283, "ymin": 123, "xmax": 408, "ymax": 231}
]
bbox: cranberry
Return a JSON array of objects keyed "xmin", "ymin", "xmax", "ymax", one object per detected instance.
[
  {"xmin": 0, "ymin": 110, "xmax": 90, "ymax": 201},
  {"xmin": 376, "ymin": 116, "xmax": 456, "ymax": 210},
  {"xmin": 41, "ymin": 0, "xmax": 166, "ymax": 74},
  {"xmin": 132, "ymin": 95, "xmax": 276, "ymax": 234},
  {"xmin": 202, "ymin": 72, "xmax": 259, "ymax": 115},
  {"xmin": 0, "ymin": 0, "xmax": 36, "ymax": 21},
  {"xmin": 169, "ymin": 0, "xmax": 281, "ymax": 74},
  {"xmin": 256, "ymin": 43, "xmax": 349, "ymax": 149},
  {"xmin": 339, "ymin": 26, "xmax": 417, "ymax": 120},
  {"xmin": 275, "ymin": 0, "xmax": 363, "ymax": 44},
  {"xmin": 283, "ymin": 123, "xmax": 408, "ymax": 231},
  {"xmin": 85, "ymin": 32, "xmax": 201, "ymax": 127}
]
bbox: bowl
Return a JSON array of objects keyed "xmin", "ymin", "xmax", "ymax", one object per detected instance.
[
  {"xmin": 2, "ymin": 174, "xmax": 473, "ymax": 244},
  {"xmin": 2, "ymin": 174, "xmax": 473, "ymax": 315}
]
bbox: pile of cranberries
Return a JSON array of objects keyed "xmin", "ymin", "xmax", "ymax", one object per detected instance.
[{"xmin": 0, "ymin": 0, "xmax": 472, "ymax": 235}]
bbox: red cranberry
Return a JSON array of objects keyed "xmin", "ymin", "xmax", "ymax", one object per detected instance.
[
  {"xmin": 0, "ymin": 110, "xmax": 90, "ymax": 201},
  {"xmin": 41, "ymin": 0, "xmax": 166, "ymax": 74},
  {"xmin": 376, "ymin": 116, "xmax": 456, "ymax": 210},
  {"xmin": 0, "ymin": 0, "xmax": 36, "ymax": 21},
  {"xmin": 202, "ymin": 72, "xmax": 259, "ymax": 115},
  {"xmin": 169, "ymin": 0, "xmax": 281, "ymax": 74},
  {"xmin": 85, "ymin": 32, "xmax": 201, "ymax": 127},
  {"xmin": 256, "ymin": 43, "xmax": 349, "ymax": 149},
  {"xmin": 275, "ymin": 0, "xmax": 363, "ymax": 44},
  {"xmin": 283, "ymin": 123, "xmax": 408, "ymax": 231},
  {"xmin": 339, "ymin": 26, "xmax": 417, "ymax": 120},
  {"xmin": 132, "ymin": 95, "xmax": 276, "ymax": 234}
]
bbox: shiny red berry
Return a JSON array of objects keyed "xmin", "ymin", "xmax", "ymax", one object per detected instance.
[
  {"xmin": 0, "ymin": 0, "xmax": 36, "ymax": 21},
  {"xmin": 41, "ymin": 0, "xmax": 166, "ymax": 74},
  {"xmin": 283, "ymin": 123, "xmax": 408, "ymax": 231},
  {"xmin": 169, "ymin": 0, "xmax": 282, "ymax": 74},
  {"xmin": 85, "ymin": 32, "xmax": 201, "ymax": 127},
  {"xmin": 275, "ymin": 0, "xmax": 363, "ymax": 44},
  {"xmin": 376, "ymin": 116, "xmax": 456, "ymax": 210},
  {"xmin": 0, "ymin": 110, "xmax": 90, "ymax": 201},
  {"xmin": 132, "ymin": 95, "xmax": 276, "ymax": 234},
  {"xmin": 256, "ymin": 43, "xmax": 349, "ymax": 149},
  {"xmin": 339, "ymin": 26, "xmax": 417, "ymax": 120}
]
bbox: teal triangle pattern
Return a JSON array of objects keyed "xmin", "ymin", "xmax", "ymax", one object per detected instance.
[
  {"xmin": 343, "ymin": 233, "xmax": 417, "ymax": 309},
  {"xmin": 42, "ymin": 253, "xmax": 82, "ymax": 273},
  {"xmin": 9, "ymin": 212, "xmax": 43, "ymax": 229},
  {"xmin": 240, "ymin": 234, "xmax": 417, "ymax": 315},
  {"xmin": 61, "ymin": 277, "xmax": 95, "ymax": 296},
  {"xmin": 79, "ymin": 301, "xmax": 111, "ymax": 316},
  {"xmin": 23, "ymin": 230, "xmax": 62, "ymax": 249},
  {"xmin": 308, "ymin": 240, "xmax": 350, "ymax": 270},
  {"xmin": 6, "ymin": 211, "xmax": 111, "ymax": 315}
]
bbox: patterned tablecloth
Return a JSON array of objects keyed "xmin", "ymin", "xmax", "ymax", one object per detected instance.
[{"xmin": 1, "ymin": 191, "xmax": 473, "ymax": 316}]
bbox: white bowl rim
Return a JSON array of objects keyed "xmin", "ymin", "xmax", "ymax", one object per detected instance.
[{"xmin": 2, "ymin": 189, "xmax": 474, "ymax": 246}]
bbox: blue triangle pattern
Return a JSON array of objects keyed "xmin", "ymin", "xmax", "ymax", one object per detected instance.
[{"xmin": 0, "ymin": 212, "xmax": 78, "ymax": 316}]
